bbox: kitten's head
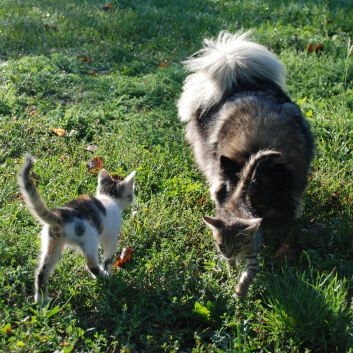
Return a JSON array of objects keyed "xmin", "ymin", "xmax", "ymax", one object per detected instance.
[
  {"xmin": 97, "ymin": 170, "xmax": 136, "ymax": 209},
  {"xmin": 203, "ymin": 216, "xmax": 261, "ymax": 260}
]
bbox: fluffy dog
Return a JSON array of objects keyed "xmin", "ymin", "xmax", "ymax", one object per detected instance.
[{"xmin": 178, "ymin": 31, "xmax": 314, "ymax": 297}]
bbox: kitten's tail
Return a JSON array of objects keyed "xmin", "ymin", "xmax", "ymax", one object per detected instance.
[
  {"xmin": 177, "ymin": 30, "xmax": 285, "ymax": 122},
  {"xmin": 234, "ymin": 150, "xmax": 282, "ymax": 198},
  {"xmin": 18, "ymin": 153, "xmax": 62, "ymax": 226}
]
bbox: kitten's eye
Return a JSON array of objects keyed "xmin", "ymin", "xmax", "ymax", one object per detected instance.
[{"xmin": 233, "ymin": 245, "xmax": 242, "ymax": 251}]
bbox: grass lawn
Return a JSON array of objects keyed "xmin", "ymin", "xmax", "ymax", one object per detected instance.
[{"xmin": 1, "ymin": 0, "xmax": 353, "ymax": 352}]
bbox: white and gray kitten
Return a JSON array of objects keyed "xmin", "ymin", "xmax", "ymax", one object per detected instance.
[{"xmin": 18, "ymin": 153, "xmax": 136, "ymax": 304}]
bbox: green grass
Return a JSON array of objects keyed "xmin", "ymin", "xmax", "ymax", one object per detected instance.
[{"xmin": 1, "ymin": 0, "xmax": 353, "ymax": 352}]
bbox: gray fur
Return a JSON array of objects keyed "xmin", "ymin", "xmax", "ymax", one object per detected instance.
[{"xmin": 178, "ymin": 30, "xmax": 314, "ymax": 298}]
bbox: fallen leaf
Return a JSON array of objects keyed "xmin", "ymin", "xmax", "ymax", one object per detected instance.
[
  {"xmin": 86, "ymin": 157, "xmax": 103, "ymax": 173},
  {"xmin": 198, "ymin": 197, "xmax": 206, "ymax": 204},
  {"xmin": 307, "ymin": 43, "xmax": 324, "ymax": 55},
  {"xmin": 89, "ymin": 70, "xmax": 97, "ymax": 76},
  {"xmin": 159, "ymin": 61, "xmax": 168, "ymax": 68},
  {"xmin": 114, "ymin": 246, "xmax": 134, "ymax": 268},
  {"xmin": 51, "ymin": 128, "xmax": 66, "ymax": 136},
  {"xmin": 102, "ymin": 4, "xmax": 113, "ymax": 10},
  {"xmin": 332, "ymin": 191, "xmax": 339, "ymax": 199},
  {"xmin": 77, "ymin": 56, "xmax": 93, "ymax": 63},
  {"xmin": 307, "ymin": 43, "xmax": 314, "ymax": 53},
  {"xmin": 315, "ymin": 44, "xmax": 324, "ymax": 54}
]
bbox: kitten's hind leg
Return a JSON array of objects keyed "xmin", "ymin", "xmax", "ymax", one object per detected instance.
[{"xmin": 35, "ymin": 234, "xmax": 64, "ymax": 304}]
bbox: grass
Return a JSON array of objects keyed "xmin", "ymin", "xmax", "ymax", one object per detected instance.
[{"xmin": 1, "ymin": 0, "xmax": 353, "ymax": 352}]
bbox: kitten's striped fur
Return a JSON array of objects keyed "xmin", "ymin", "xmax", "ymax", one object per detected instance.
[
  {"xmin": 18, "ymin": 153, "xmax": 136, "ymax": 304},
  {"xmin": 178, "ymin": 31, "xmax": 314, "ymax": 298}
]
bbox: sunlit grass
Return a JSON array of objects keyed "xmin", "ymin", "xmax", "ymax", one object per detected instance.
[{"xmin": 0, "ymin": 0, "xmax": 353, "ymax": 352}]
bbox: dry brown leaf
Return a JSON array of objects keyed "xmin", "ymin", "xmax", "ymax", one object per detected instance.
[
  {"xmin": 198, "ymin": 197, "xmax": 206, "ymax": 204},
  {"xmin": 102, "ymin": 4, "xmax": 113, "ymax": 10},
  {"xmin": 315, "ymin": 44, "xmax": 324, "ymax": 54},
  {"xmin": 159, "ymin": 61, "xmax": 168, "ymax": 68},
  {"xmin": 51, "ymin": 128, "xmax": 66, "ymax": 137},
  {"xmin": 113, "ymin": 247, "xmax": 134, "ymax": 268},
  {"xmin": 77, "ymin": 56, "xmax": 94, "ymax": 63},
  {"xmin": 86, "ymin": 157, "xmax": 103, "ymax": 173},
  {"xmin": 307, "ymin": 43, "xmax": 314, "ymax": 53}
]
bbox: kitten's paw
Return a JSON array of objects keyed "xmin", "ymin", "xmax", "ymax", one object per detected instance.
[
  {"xmin": 233, "ymin": 291, "xmax": 246, "ymax": 300},
  {"xmin": 35, "ymin": 293, "xmax": 51, "ymax": 305},
  {"xmin": 234, "ymin": 285, "xmax": 248, "ymax": 299},
  {"xmin": 99, "ymin": 270, "xmax": 111, "ymax": 278}
]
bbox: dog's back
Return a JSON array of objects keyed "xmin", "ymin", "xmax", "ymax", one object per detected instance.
[{"xmin": 178, "ymin": 31, "xmax": 314, "ymax": 225}]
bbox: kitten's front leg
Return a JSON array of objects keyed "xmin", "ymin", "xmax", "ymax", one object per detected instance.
[
  {"xmin": 227, "ymin": 258, "xmax": 237, "ymax": 270},
  {"xmin": 234, "ymin": 255, "xmax": 259, "ymax": 298},
  {"xmin": 86, "ymin": 255, "xmax": 106, "ymax": 278},
  {"xmin": 101, "ymin": 234, "xmax": 118, "ymax": 276},
  {"xmin": 35, "ymin": 266, "xmax": 51, "ymax": 304},
  {"xmin": 101, "ymin": 256, "xmax": 115, "ymax": 277},
  {"xmin": 226, "ymin": 258, "xmax": 237, "ymax": 276}
]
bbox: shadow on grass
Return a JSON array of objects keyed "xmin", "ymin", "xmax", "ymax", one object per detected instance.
[
  {"xmin": 1, "ymin": 0, "xmax": 352, "ymax": 67},
  {"xmin": 63, "ymin": 273, "xmax": 208, "ymax": 352}
]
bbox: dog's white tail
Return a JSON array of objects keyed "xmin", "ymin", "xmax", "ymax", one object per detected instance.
[{"xmin": 177, "ymin": 30, "xmax": 285, "ymax": 122}]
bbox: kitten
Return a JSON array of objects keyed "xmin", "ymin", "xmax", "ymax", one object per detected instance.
[
  {"xmin": 18, "ymin": 153, "xmax": 136, "ymax": 304},
  {"xmin": 178, "ymin": 31, "xmax": 314, "ymax": 298}
]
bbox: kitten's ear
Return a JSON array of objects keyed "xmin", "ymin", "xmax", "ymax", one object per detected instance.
[
  {"xmin": 203, "ymin": 216, "xmax": 223, "ymax": 232},
  {"xmin": 124, "ymin": 171, "xmax": 136, "ymax": 188},
  {"xmin": 244, "ymin": 218, "xmax": 262, "ymax": 234},
  {"xmin": 98, "ymin": 169, "xmax": 112, "ymax": 181}
]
